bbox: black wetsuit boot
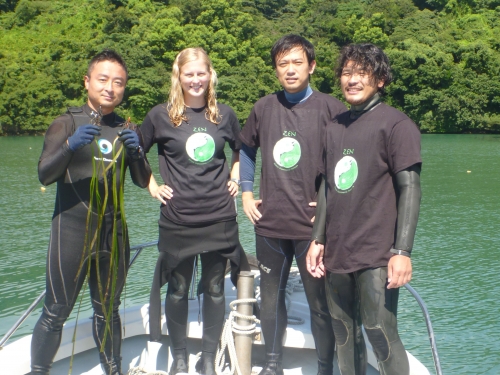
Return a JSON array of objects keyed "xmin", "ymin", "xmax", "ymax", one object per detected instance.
[
  {"xmin": 195, "ymin": 352, "xmax": 216, "ymax": 375},
  {"xmin": 93, "ymin": 308, "xmax": 123, "ymax": 375},
  {"xmin": 259, "ymin": 353, "xmax": 283, "ymax": 375},
  {"xmin": 169, "ymin": 348, "xmax": 188, "ymax": 375}
]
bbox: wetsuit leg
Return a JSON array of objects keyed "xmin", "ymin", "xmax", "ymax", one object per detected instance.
[
  {"xmin": 30, "ymin": 299, "xmax": 82, "ymax": 374},
  {"xmin": 358, "ymin": 267, "xmax": 409, "ymax": 375},
  {"xmin": 325, "ymin": 271, "xmax": 367, "ymax": 375},
  {"xmin": 89, "ymin": 248, "xmax": 129, "ymax": 374},
  {"xmin": 199, "ymin": 251, "xmax": 228, "ymax": 354},
  {"xmin": 294, "ymin": 240, "xmax": 335, "ymax": 375},
  {"xmin": 255, "ymin": 235, "xmax": 294, "ymax": 357},
  {"xmin": 30, "ymin": 223, "xmax": 90, "ymax": 375},
  {"xmin": 165, "ymin": 256, "xmax": 195, "ymax": 352},
  {"xmin": 193, "ymin": 251, "xmax": 228, "ymax": 375}
]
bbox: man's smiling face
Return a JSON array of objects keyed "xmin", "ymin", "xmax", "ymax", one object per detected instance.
[{"xmin": 340, "ymin": 60, "xmax": 384, "ymax": 106}]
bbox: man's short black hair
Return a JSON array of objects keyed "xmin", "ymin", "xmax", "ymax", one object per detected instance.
[
  {"xmin": 335, "ymin": 43, "xmax": 393, "ymax": 94},
  {"xmin": 87, "ymin": 49, "xmax": 128, "ymax": 80},
  {"xmin": 271, "ymin": 34, "xmax": 315, "ymax": 68}
]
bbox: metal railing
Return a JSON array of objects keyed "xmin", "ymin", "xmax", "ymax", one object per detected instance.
[
  {"xmin": 404, "ymin": 283, "xmax": 443, "ymax": 375},
  {"xmin": 0, "ymin": 241, "xmax": 158, "ymax": 350}
]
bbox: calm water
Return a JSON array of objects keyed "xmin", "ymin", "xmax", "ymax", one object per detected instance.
[{"xmin": 0, "ymin": 135, "xmax": 499, "ymax": 374}]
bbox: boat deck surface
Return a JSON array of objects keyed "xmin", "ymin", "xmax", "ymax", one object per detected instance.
[{"xmin": 50, "ymin": 335, "xmax": 381, "ymax": 375}]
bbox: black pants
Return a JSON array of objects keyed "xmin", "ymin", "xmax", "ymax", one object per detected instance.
[
  {"xmin": 31, "ymin": 249, "xmax": 128, "ymax": 374},
  {"xmin": 326, "ymin": 267, "xmax": 409, "ymax": 375},
  {"xmin": 165, "ymin": 251, "xmax": 227, "ymax": 354},
  {"xmin": 256, "ymin": 235, "xmax": 335, "ymax": 367}
]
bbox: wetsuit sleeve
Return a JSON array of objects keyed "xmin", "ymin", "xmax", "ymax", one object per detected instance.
[
  {"xmin": 127, "ymin": 127, "xmax": 152, "ymax": 188},
  {"xmin": 38, "ymin": 117, "xmax": 75, "ymax": 186},
  {"xmin": 311, "ymin": 176, "xmax": 326, "ymax": 244},
  {"xmin": 394, "ymin": 164, "xmax": 421, "ymax": 254},
  {"xmin": 240, "ymin": 143, "xmax": 257, "ymax": 192}
]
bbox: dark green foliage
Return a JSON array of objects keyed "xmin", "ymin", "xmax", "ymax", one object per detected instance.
[
  {"xmin": 0, "ymin": 0, "xmax": 499, "ymax": 134},
  {"xmin": 0, "ymin": 0, "xmax": 19, "ymax": 13},
  {"xmin": 252, "ymin": 0, "xmax": 289, "ymax": 19}
]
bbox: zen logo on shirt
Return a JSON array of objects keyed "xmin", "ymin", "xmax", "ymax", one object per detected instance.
[
  {"xmin": 273, "ymin": 136, "xmax": 301, "ymax": 171},
  {"xmin": 334, "ymin": 155, "xmax": 358, "ymax": 193},
  {"xmin": 185, "ymin": 133, "xmax": 215, "ymax": 164}
]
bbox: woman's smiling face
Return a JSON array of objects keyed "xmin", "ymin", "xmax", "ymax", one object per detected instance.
[{"xmin": 180, "ymin": 58, "xmax": 210, "ymax": 107}]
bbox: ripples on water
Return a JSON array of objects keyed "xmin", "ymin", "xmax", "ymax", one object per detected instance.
[{"xmin": 0, "ymin": 135, "xmax": 499, "ymax": 374}]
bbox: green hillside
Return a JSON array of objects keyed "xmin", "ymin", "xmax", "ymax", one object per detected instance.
[{"xmin": 1, "ymin": 0, "xmax": 499, "ymax": 134}]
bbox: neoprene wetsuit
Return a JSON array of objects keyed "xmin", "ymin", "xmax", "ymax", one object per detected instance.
[
  {"xmin": 30, "ymin": 105, "xmax": 151, "ymax": 375},
  {"xmin": 312, "ymin": 93, "xmax": 421, "ymax": 375},
  {"xmin": 240, "ymin": 86, "xmax": 346, "ymax": 375}
]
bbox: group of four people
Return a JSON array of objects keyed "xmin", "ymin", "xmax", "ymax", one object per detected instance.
[{"xmin": 31, "ymin": 33, "xmax": 421, "ymax": 375}]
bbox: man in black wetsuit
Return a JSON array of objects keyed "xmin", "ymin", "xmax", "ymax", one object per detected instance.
[
  {"xmin": 31, "ymin": 50, "xmax": 151, "ymax": 375},
  {"xmin": 239, "ymin": 35, "xmax": 346, "ymax": 375},
  {"xmin": 307, "ymin": 43, "xmax": 422, "ymax": 375}
]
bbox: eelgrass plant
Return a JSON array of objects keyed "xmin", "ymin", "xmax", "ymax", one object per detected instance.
[{"xmin": 69, "ymin": 108, "xmax": 131, "ymax": 374}]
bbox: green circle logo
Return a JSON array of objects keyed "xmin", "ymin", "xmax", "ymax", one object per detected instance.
[
  {"xmin": 334, "ymin": 156, "xmax": 358, "ymax": 191},
  {"xmin": 273, "ymin": 137, "xmax": 301, "ymax": 170},
  {"xmin": 185, "ymin": 133, "xmax": 215, "ymax": 163}
]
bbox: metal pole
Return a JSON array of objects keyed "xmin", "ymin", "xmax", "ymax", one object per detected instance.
[
  {"xmin": 404, "ymin": 283, "xmax": 443, "ymax": 375},
  {"xmin": 234, "ymin": 271, "xmax": 254, "ymax": 375},
  {"xmin": 0, "ymin": 291, "xmax": 46, "ymax": 349},
  {"xmin": 128, "ymin": 241, "xmax": 157, "ymax": 268}
]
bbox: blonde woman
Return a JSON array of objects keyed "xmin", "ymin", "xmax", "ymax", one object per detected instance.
[{"xmin": 141, "ymin": 48, "xmax": 245, "ymax": 375}]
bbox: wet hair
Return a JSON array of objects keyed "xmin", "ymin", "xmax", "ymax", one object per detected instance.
[
  {"xmin": 167, "ymin": 47, "xmax": 220, "ymax": 127},
  {"xmin": 335, "ymin": 43, "xmax": 393, "ymax": 94},
  {"xmin": 271, "ymin": 34, "xmax": 315, "ymax": 68},
  {"xmin": 86, "ymin": 49, "xmax": 128, "ymax": 80}
]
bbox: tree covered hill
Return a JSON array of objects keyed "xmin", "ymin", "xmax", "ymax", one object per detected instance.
[{"xmin": 1, "ymin": 0, "xmax": 499, "ymax": 134}]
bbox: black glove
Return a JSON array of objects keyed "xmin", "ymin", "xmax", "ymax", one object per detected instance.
[
  {"xmin": 67, "ymin": 125, "xmax": 101, "ymax": 151},
  {"xmin": 118, "ymin": 129, "xmax": 140, "ymax": 156}
]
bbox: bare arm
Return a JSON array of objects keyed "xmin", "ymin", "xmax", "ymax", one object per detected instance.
[
  {"xmin": 227, "ymin": 150, "xmax": 240, "ymax": 197},
  {"xmin": 307, "ymin": 176, "xmax": 327, "ymax": 277},
  {"xmin": 240, "ymin": 144, "xmax": 262, "ymax": 224},
  {"xmin": 148, "ymin": 174, "xmax": 173, "ymax": 205}
]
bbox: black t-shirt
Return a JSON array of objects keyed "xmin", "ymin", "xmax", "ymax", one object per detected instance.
[
  {"xmin": 141, "ymin": 103, "xmax": 241, "ymax": 224},
  {"xmin": 320, "ymin": 103, "xmax": 422, "ymax": 273},
  {"xmin": 240, "ymin": 91, "xmax": 346, "ymax": 240}
]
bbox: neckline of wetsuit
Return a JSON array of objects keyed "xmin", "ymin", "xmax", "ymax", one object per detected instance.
[
  {"xmin": 82, "ymin": 104, "xmax": 117, "ymax": 126},
  {"xmin": 350, "ymin": 93, "xmax": 381, "ymax": 119},
  {"xmin": 284, "ymin": 85, "xmax": 313, "ymax": 104}
]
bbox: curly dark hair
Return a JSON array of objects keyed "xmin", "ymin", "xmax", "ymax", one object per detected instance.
[
  {"xmin": 335, "ymin": 43, "xmax": 393, "ymax": 94},
  {"xmin": 87, "ymin": 49, "xmax": 128, "ymax": 80},
  {"xmin": 271, "ymin": 34, "xmax": 315, "ymax": 68}
]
